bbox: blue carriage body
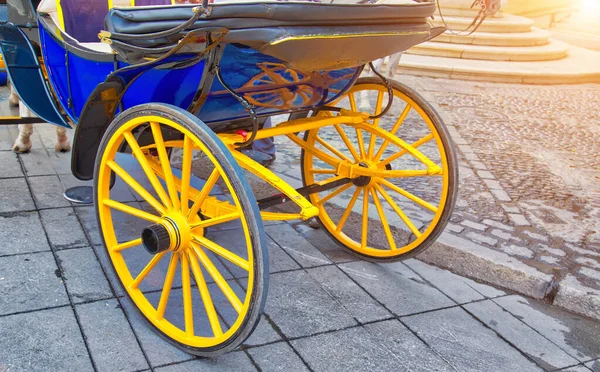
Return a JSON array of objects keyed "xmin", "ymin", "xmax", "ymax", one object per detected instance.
[
  {"xmin": 37, "ymin": 24, "xmax": 361, "ymax": 127},
  {"xmin": 0, "ymin": 0, "xmax": 439, "ymax": 178}
]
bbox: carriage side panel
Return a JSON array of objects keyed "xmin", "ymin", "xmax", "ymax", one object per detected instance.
[
  {"xmin": 198, "ymin": 44, "xmax": 361, "ymax": 125},
  {"xmin": 39, "ymin": 26, "xmax": 114, "ymax": 122},
  {"xmin": 0, "ymin": 22, "xmax": 69, "ymax": 127}
]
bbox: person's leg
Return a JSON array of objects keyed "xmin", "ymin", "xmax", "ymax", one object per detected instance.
[{"xmin": 251, "ymin": 117, "xmax": 276, "ymax": 157}]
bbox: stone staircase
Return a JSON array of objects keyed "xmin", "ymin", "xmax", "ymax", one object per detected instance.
[
  {"xmin": 395, "ymin": 1, "xmax": 600, "ymax": 84},
  {"xmin": 548, "ymin": 11, "xmax": 600, "ymax": 52}
]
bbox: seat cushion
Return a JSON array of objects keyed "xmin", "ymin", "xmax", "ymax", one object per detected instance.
[
  {"xmin": 37, "ymin": 0, "xmax": 174, "ymax": 43},
  {"xmin": 105, "ymin": 1, "xmax": 439, "ymax": 71}
]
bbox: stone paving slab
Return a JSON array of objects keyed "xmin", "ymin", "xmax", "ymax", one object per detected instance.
[
  {"xmin": 247, "ymin": 342, "xmax": 309, "ymax": 372},
  {"xmin": 0, "ymin": 211, "xmax": 50, "ymax": 256},
  {"xmin": 120, "ymin": 299, "xmax": 194, "ymax": 368},
  {"xmin": 28, "ymin": 175, "xmax": 72, "ymax": 209},
  {"xmin": 402, "ymin": 307, "xmax": 542, "ymax": 372},
  {"xmin": 0, "ymin": 251, "xmax": 69, "ymax": 316},
  {"xmin": 264, "ymin": 270, "xmax": 358, "ymax": 339},
  {"xmin": 0, "ymin": 178, "xmax": 35, "ymax": 213},
  {"xmin": 292, "ymin": 325, "xmax": 447, "ymax": 372},
  {"xmin": 339, "ymin": 261, "xmax": 455, "ymax": 316},
  {"xmin": 403, "ymin": 258, "xmax": 506, "ymax": 304},
  {"xmin": 305, "ymin": 265, "xmax": 392, "ymax": 324},
  {"xmin": 464, "ymin": 299, "xmax": 579, "ymax": 370},
  {"xmin": 0, "ymin": 151, "xmax": 23, "ymax": 178},
  {"xmin": 0, "ymin": 307, "xmax": 94, "ymax": 372},
  {"xmin": 493, "ymin": 295, "xmax": 600, "ymax": 362},
  {"xmin": 39, "ymin": 207, "xmax": 88, "ymax": 249},
  {"xmin": 154, "ymin": 352, "xmax": 256, "ymax": 371},
  {"xmin": 56, "ymin": 247, "xmax": 113, "ymax": 304},
  {"xmin": 76, "ymin": 299, "xmax": 149, "ymax": 372}
]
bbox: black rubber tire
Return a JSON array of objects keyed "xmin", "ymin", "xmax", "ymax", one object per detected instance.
[
  {"xmin": 300, "ymin": 77, "xmax": 458, "ymax": 263},
  {"xmin": 93, "ymin": 103, "xmax": 269, "ymax": 357}
]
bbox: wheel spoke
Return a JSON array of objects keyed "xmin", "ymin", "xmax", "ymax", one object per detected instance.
[
  {"xmin": 315, "ymin": 136, "xmax": 352, "ymax": 163},
  {"xmin": 370, "ymin": 188, "xmax": 397, "ymax": 251},
  {"xmin": 192, "ymin": 243, "xmax": 243, "ymax": 314},
  {"xmin": 112, "ymin": 238, "xmax": 142, "ymax": 252},
  {"xmin": 192, "ymin": 234, "xmax": 250, "ymax": 271},
  {"xmin": 130, "ymin": 251, "xmax": 167, "ymax": 289},
  {"xmin": 190, "ymin": 212, "xmax": 241, "ymax": 230},
  {"xmin": 356, "ymin": 127, "xmax": 367, "ymax": 159},
  {"xmin": 375, "ymin": 183, "xmax": 422, "ymax": 238},
  {"xmin": 336, "ymin": 187, "xmax": 361, "ymax": 232},
  {"xmin": 103, "ymin": 199, "xmax": 160, "ymax": 223},
  {"xmin": 106, "ymin": 160, "xmax": 166, "ymax": 215},
  {"xmin": 287, "ymin": 134, "xmax": 340, "ymax": 168},
  {"xmin": 380, "ymin": 179, "xmax": 438, "ymax": 213},
  {"xmin": 124, "ymin": 131, "xmax": 173, "ymax": 209},
  {"xmin": 180, "ymin": 135, "xmax": 194, "ymax": 215},
  {"xmin": 367, "ymin": 91, "xmax": 385, "ymax": 158},
  {"xmin": 180, "ymin": 253, "xmax": 195, "ymax": 335},
  {"xmin": 150, "ymin": 122, "xmax": 181, "ymax": 211},
  {"xmin": 348, "ymin": 92, "xmax": 358, "ymax": 112},
  {"xmin": 307, "ymin": 168, "xmax": 337, "ymax": 175},
  {"xmin": 187, "ymin": 250, "xmax": 224, "ymax": 337},
  {"xmin": 380, "ymin": 133, "xmax": 434, "ymax": 167},
  {"xmin": 334, "ymin": 124, "xmax": 360, "ymax": 162},
  {"xmin": 318, "ymin": 183, "xmax": 353, "ymax": 205},
  {"xmin": 156, "ymin": 252, "xmax": 179, "ymax": 319},
  {"xmin": 188, "ymin": 169, "xmax": 220, "ymax": 219},
  {"xmin": 374, "ymin": 104, "xmax": 411, "ymax": 161},
  {"xmin": 361, "ymin": 188, "xmax": 369, "ymax": 249}
]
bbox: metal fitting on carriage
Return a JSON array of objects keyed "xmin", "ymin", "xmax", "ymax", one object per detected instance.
[{"xmin": 141, "ymin": 221, "xmax": 177, "ymax": 255}]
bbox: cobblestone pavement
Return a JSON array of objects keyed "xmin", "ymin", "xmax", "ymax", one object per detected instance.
[
  {"xmin": 402, "ymin": 77, "xmax": 600, "ymax": 315},
  {"xmin": 1, "ymin": 122, "xmax": 600, "ymax": 371}
]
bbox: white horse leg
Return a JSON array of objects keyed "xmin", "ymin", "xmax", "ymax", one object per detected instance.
[
  {"xmin": 8, "ymin": 79, "xmax": 19, "ymax": 107},
  {"xmin": 387, "ymin": 52, "xmax": 403, "ymax": 79},
  {"xmin": 359, "ymin": 57, "xmax": 387, "ymax": 112},
  {"xmin": 54, "ymin": 126, "xmax": 71, "ymax": 152},
  {"xmin": 12, "ymin": 124, "xmax": 33, "ymax": 153}
]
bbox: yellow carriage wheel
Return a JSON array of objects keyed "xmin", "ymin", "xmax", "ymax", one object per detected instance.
[
  {"xmin": 301, "ymin": 77, "xmax": 458, "ymax": 261},
  {"xmin": 94, "ymin": 104, "xmax": 268, "ymax": 356}
]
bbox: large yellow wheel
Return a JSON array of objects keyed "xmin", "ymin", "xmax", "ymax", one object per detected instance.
[
  {"xmin": 94, "ymin": 104, "xmax": 268, "ymax": 356},
  {"xmin": 301, "ymin": 77, "xmax": 457, "ymax": 261}
]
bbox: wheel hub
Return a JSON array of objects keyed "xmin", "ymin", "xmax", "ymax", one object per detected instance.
[
  {"xmin": 352, "ymin": 162, "xmax": 372, "ymax": 187},
  {"xmin": 141, "ymin": 213, "xmax": 193, "ymax": 255}
]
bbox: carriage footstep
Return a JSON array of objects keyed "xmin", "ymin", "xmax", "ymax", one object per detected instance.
[{"xmin": 63, "ymin": 185, "xmax": 94, "ymax": 205}]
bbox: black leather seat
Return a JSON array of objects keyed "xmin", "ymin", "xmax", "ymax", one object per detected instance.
[{"xmin": 105, "ymin": 2, "xmax": 442, "ymax": 71}]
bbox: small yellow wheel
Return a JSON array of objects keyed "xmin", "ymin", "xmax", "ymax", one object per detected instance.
[
  {"xmin": 301, "ymin": 77, "xmax": 458, "ymax": 261},
  {"xmin": 94, "ymin": 104, "xmax": 268, "ymax": 356}
]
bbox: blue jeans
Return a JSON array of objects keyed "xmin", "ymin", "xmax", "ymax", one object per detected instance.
[{"xmin": 251, "ymin": 117, "xmax": 275, "ymax": 157}]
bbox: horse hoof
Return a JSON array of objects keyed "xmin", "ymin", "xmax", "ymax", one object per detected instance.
[
  {"xmin": 12, "ymin": 144, "xmax": 31, "ymax": 153},
  {"xmin": 55, "ymin": 142, "xmax": 71, "ymax": 153},
  {"xmin": 9, "ymin": 95, "xmax": 20, "ymax": 108}
]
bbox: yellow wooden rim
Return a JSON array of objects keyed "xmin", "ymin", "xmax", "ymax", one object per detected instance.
[
  {"xmin": 97, "ymin": 115, "xmax": 255, "ymax": 348},
  {"xmin": 303, "ymin": 83, "xmax": 450, "ymax": 258}
]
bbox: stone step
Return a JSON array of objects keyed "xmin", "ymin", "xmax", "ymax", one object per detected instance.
[
  {"xmin": 431, "ymin": 14, "xmax": 534, "ymax": 33},
  {"xmin": 394, "ymin": 46, "xmax": 600, "ymax": 84},
  {"xmin": 550, "ymin": 29, "xmax": 600, "ymax": 52},
  {"xmin": 434, "ymin": 27, "xmax": 552, "ymax": 47},
  {"xmin": 552, "ymin": 21, "xmax": 600, "ymax": 36},
  {"xmin": 407, "ymin": 39, "xmax": 570, "ymax": 62}
]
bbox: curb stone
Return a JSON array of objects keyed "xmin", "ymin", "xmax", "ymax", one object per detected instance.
[
  {"xmin": 554, "ymin": 275, "xmax": 600, "ymax": 321},
  {"xmin": 417, "ymin": 232, "xmax": 552, "ymax": 299},
  {"xmin": 418, "ymin": 232, "xmax": 600, "ymax": 321}
]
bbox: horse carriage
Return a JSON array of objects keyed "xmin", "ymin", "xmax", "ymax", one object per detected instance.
[{"xmin": 0, "ymin": 0, "xmax": 459, "ymax": 356}]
